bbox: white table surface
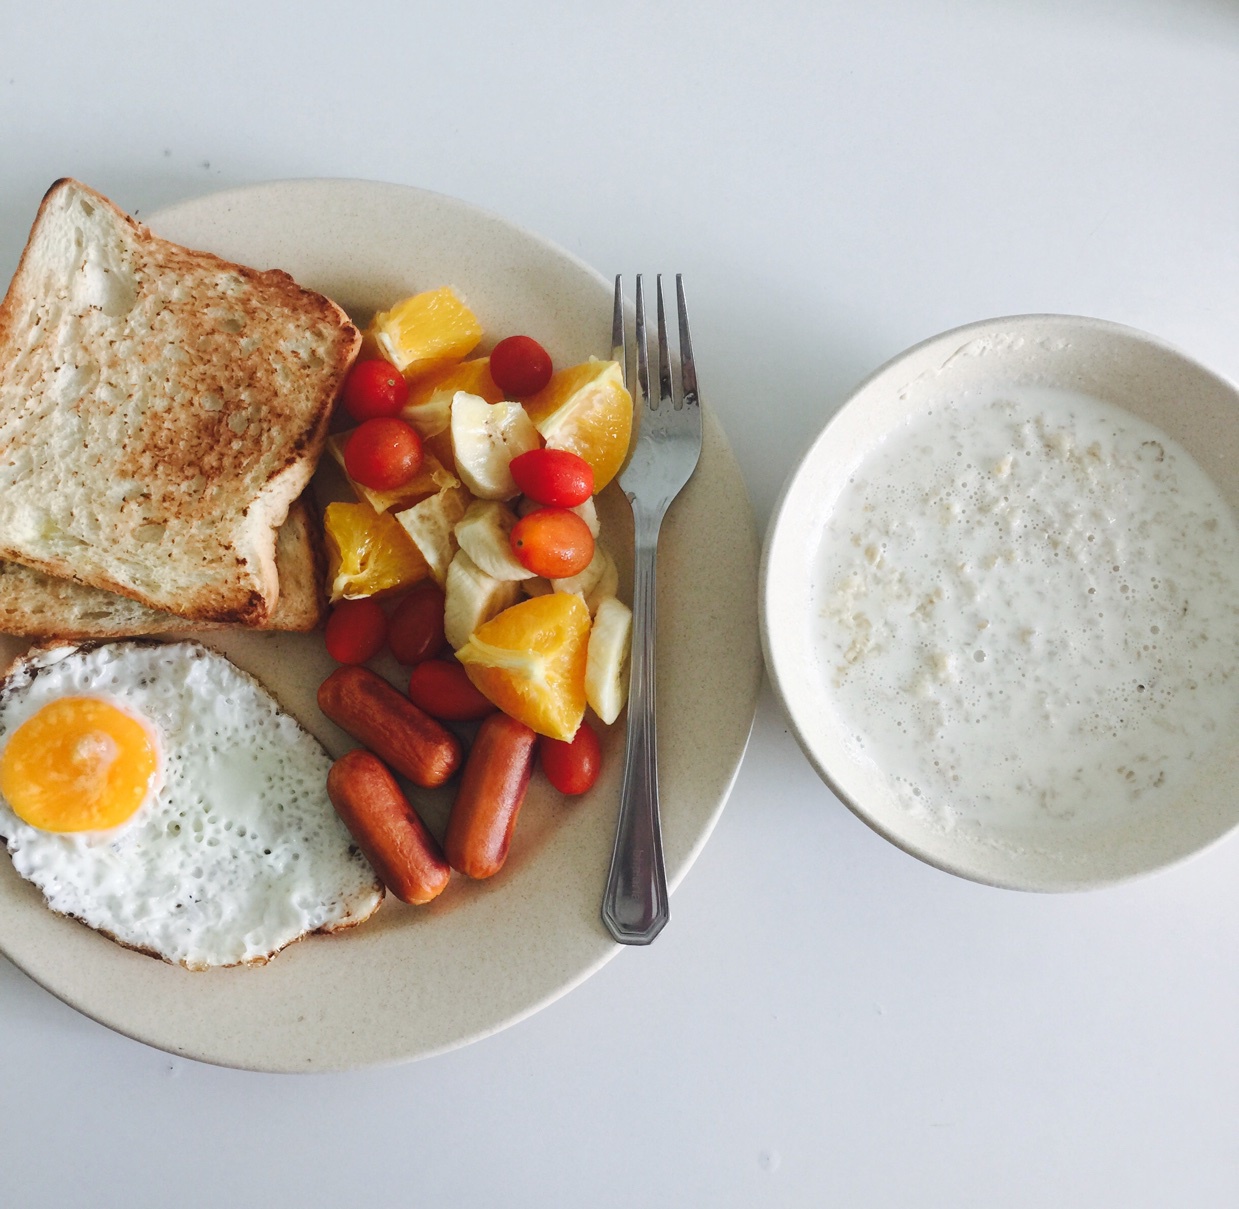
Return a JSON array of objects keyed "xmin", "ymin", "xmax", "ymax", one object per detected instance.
[{"xmin": 4, "ymin": 2, "xmax": 1239, "ymax": 1204}]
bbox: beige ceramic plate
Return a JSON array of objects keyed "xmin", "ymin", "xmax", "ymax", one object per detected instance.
[
  {"xmin": 763, "ymin": 314, "xmax": 1239, "ymax": 891},
  {"xmin": 0, "ymin": 179, "xmax": 761, "ymax": 1070}
]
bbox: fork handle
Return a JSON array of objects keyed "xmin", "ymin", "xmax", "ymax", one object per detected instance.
[{"xmin": 601, "ymin": 510, "xmax": 669, "ymax": 944}]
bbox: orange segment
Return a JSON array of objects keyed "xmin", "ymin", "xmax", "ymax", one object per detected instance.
[
  {"xmin": 401, "ymin": 357, "xmax": 504, "ymax": 470},
  {"xmin": 455, "ymin": 593, "xmax": 591, "ymax": 740},
  {"xmin": 521, "ymin": 359, "xmax": 633, "ymax": 491},
  {"xmin": 371, "ymin": 287, "xmax": 483, "ymax": 382},
  {"xmin": 405, "ymin": 357, "xmax": 504, "ymax": 412},
  {"xmin": 324, "ymin": 501, "xmax": 429, "ymax": 601}
]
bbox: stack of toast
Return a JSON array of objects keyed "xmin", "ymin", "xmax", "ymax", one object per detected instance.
[{"xmin": 0, "ymin": 179, "xmax": 359, "ymax": 639}]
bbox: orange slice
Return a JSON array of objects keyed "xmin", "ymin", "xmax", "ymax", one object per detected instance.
[
  {"xmin": 371, "ymin": 287, "xmax": 483, "ymax": 382},
  {"xmin": 324, "ymin": 501, "xmax": 429, "ymax": 601},
  {"xmin": 455, "ymin": 593, "xmax": 591, "ymax": 740},
  {"xmin": 401, "ymin": 357, "xmax": 504, "ymax": 470},
  {"xmin": 521, "ymin": 358, "xmax": 633, "ymax": 491}
]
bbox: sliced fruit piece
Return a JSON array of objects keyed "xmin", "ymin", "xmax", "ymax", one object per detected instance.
[
  {"xmin": 403, "ymin": 358, "xmax": 503, "ymax": 431},
  {"xmin": 324, "ymin": 501, "xmax": 429, "ymax": 602},
  {"xmin": 583, "ymin": 548, "xmax": 620, "ymax": 614},
  {"xmin": 552, "ymin": 544, "xmax": 614, "ymax": 606},
  {"xmin": 456, "ymin": 593, "xmax": 591, "ymax": 741},
  {"xmin": 327, "ymin": 433, "xmax": 458, "ymax": 513},
  {"xmin": 443, "ymin": 549, "xmax": 522, "ymax": 650},
  {"xmin": 402, "ymin": 357, "xmax": 504, "ymax": 471},
  {"xmin": 371, "ymin": 286, "xmax": 483, "ymax": 381},
  {"xmin": 585, "ymin": 595, "xmax": 632, "ymax": 725},
  {"xmin": 454, "ymin": 499, "xmax": 535, "ymax": 581},
  {"xmin": 395, "ymin": 485, "xmax": 471, "ymax": 587},
  {"xmin": 451, "ymin": 392, "xmax": 541, "ymax": 499},
  {"xmin": 521, "ymin": 358, "xmax": 633, "ymax": 492}
]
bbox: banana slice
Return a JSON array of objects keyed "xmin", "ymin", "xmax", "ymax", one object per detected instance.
[
  {"xmin": 402, "ymin": 393, "xmax": 452, "ymax": 442},
  {"xmin": 454, "ymin": 499, "xmax": 535, "ymax": 581},
  {"xmin": 395, "ymin": 485, "xmax": 470, "ymax": 586},
  {"xmin": 585, "ymin": 596, "xmax": 632, "ymax": 725},
  {"xmin": 584, "ymin": 548, "xmax": 619, "ymax": 614},
  {"xmin": 552, "ymin": 544, "xmax": 614, "ymax": 609},
  {"xmin": 518, "ymin": 493, "xmax": 599, "ymax": 537},
  {"xmin": 444, "ymin": 549, "xmax": 522, "ymax": 650},
  {"xmin": 451, "ymin": 392, "xmax": 540, "ymax": 499}
]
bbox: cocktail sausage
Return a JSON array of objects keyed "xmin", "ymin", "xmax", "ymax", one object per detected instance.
[
  {"xmin": 318, "ymin": 665, "xmax": 462, "ymax": 788},
  {"xmin": 327, "ymin": 749, "xmax": 451, "ymax": 905},
  {"xmin": 444, "ymin": 712, "xmax": 537, "ymax": 878}
]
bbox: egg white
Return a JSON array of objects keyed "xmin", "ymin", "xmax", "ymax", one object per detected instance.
[{"xmin": 0, "ymin": 640, "xmax": 383, "ymax": 969}]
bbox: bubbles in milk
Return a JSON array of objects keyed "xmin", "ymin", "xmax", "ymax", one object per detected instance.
[{"xmin": 813, "ymin": 388, "xmax": 1239, "ymax": 834}]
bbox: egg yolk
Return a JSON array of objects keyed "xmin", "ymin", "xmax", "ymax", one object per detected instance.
[{"xmin": 0, "ymin": 697, "xmax": 159, "ymax": 832}]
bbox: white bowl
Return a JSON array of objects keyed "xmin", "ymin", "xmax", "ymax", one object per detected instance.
[{"xmin": 761, "ymin": 314, "xmax": 1239, "ymax": 891}]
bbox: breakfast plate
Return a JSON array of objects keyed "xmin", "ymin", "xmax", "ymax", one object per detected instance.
[{"xmin": 0, "ymin": 179, "xmax": 761, "ymax": 1070}]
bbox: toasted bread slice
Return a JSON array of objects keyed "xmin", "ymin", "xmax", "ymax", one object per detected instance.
[
  {"xmin": 0, "ymin": 178, "xmax": 359, "ymax": 624},
  {"xmin": 0, "ymin": 498, "xmax": 326, "ymax": 639}
]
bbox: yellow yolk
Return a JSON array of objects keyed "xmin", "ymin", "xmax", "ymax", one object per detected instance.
[{"xmin": 0, "ymin": 697, "xmax": 159, "ymax": 832}]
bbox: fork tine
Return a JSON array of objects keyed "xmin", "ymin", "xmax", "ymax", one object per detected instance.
[
  {"xmin": 656, "ymin": 275, "xmax": 674, "ymax": 409},
  {"xmin": 634, "ymin": 275, "xmax": 650, "ymax": 412},
  {"xmin": 676, "ymin": 275, "xmax": 698, "ymax": 407},
  {"xmin": 611, "ymin": 275, "xmax": 626, "ymax": 373}
]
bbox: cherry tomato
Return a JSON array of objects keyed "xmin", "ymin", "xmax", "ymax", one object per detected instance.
[
  {"xmin": 489, "ymin": 335, "xmax": 553, "ymax": 397},
  {"xmin": 323, "ymin": 598, "xmax": 388, "ymax": 664},
  {"xmin": 344, "ymin": 417, "xmax": 424, "ymax": 492},
  {"xmin": 510, "ymin": 448, "xmax": 594, "ymax": 508},
  {"xmin": 540, "ymin": 721, "xmax": 602, "ymax": 795},
  {"xmin": 388, "ymin": 582, "xmax": 447, "ymax": 665},
  {"xmin": 407, "ymin": 659, "xmax": 496, "ymax": 722},
  {"xmin": 341, "ymin": 359, "xmax": 409, "ymax": 422},
  {"xmin": 510, "ymin": 507, "xmax": 595, "ymax": 578}
]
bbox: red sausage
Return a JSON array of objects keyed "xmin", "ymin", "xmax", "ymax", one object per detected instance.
[
  {"xmin": 318, "ymin": 665, "xmax": 462, "ymax": 788},
  {"xmin": 443, "ymin": 712, "xmax": 537, "ymax": 879},
  {"xmin": 327, "ymin": 750, "xmax": 451, "ymax": 905}
]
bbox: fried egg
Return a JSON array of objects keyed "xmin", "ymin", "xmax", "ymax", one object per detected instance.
[{"xmin": 0, "ymin": 640, "xmax": 382, "ymax": 969}]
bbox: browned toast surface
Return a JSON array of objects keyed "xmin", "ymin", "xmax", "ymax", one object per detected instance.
[{"xmin": 0, "ymin": 178, "xmax": 358, "ymax": 623}]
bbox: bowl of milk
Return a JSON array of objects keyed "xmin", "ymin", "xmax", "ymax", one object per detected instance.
[{"xmin": 762, "ymin": 315, "xmax": 1239, "ymax": 890}]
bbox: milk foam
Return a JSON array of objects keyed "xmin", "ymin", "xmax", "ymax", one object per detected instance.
[{"xmin": 814, "ymin": 388, "xmax": 1239, "ymax": 834}]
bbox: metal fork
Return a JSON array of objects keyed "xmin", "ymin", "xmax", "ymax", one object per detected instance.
[{"xmin": 602, "ymin": 274, "xmax": 703, "ymax": 945}]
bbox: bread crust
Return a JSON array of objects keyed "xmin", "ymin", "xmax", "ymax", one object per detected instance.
[
  {"xmin": 0, "ymin": 179, "xmax": 359, "ymax": 623},
  {"xmin": 0, "ymin": 496, "xmax": 328, "ymax": 639}
]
